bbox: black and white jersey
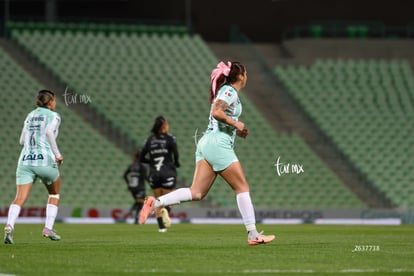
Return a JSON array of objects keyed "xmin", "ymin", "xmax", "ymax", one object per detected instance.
[
  {"xmin": 123, "ymin": 162, "xmax": 147, "ymax": 190},
  {"xmin": 140, "ymin": 133, "xmax": 180, "ymax": 188}
]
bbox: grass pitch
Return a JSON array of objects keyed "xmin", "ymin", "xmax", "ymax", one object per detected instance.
[{"xmin": 1, "ymin": 224, "xmax": 413, "ymax": 275}]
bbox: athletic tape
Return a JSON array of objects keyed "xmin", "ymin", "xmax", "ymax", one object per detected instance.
[{"xmin": 48, "ymin": 194, "xmax": 60, "ymax": 199}]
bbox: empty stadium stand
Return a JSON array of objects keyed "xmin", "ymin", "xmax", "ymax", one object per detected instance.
[
  {"xmin": 274, "ymin": 59, "xmax": 414, "ymax": 208},
  {"xmin": 0, "ymin": 22, "xmax": 368, "ymax": 209}
]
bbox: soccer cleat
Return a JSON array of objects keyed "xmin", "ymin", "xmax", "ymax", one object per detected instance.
[
  {"xmin": 4, "ymin": 224, "xmax": 14, "ymax": 244},
  {"xmin": 139, "ymin": 196, "xmax": 155, "ymax": 224},
  {"xmin": 247, "ymin": 231, "xmax": 275, "ymax": 246},
  {"xmin": 158, "ymin": 228, "xmax": 168, "ymax": 233},
  {"xmin": 42, "ymin": 227, "xmax": 61, "ymax": 241},
  {"xmin": 161, "ymin": 207, "xmax": 171, "ymax": 228}
]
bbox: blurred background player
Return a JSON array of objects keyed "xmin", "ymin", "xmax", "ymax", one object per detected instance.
[
  {"xmin": 123, "ymin": 150, "xmax": 148, "ymax": 224},
  {"xmin": 140, "ymin": 116, "xmax": 180, "ymax": 232},
  {"xmin": 4, "ymin": 90, "xmax": 63, "ymax": 244},
  {"xmin": 139, "ymin": 62, "xmax": 275, "ymax": 245}
]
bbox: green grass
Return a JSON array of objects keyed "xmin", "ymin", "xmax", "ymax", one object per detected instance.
[{"xmin": 1, "ymin": 224, "xmax": 413, "ymax": 275}]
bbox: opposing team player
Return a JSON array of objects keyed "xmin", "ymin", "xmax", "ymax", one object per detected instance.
[
  {"xmin": 140, "ymin": 116, "xmax": 180, "ymax": 232},
  {"xmin": 123, "ymin": 150, "xmax": 148, "ymax": 224}
]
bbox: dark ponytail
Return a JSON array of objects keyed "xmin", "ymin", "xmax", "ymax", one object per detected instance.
[
  {"xmin": 226, "ymin": 62, "xmax": 245, "ymax": 84},
  {"xmin": 151, "ymin": 116, "xmax": 166, "ymax": 135},
  {"xmin": 36, "ymin": 90, "xmax": 55, "ymax": 107}
]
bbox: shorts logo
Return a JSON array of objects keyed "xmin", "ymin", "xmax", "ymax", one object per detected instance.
[{"xmin": 23, "ymin": 153, "xmax": 44, "ymax": 161}]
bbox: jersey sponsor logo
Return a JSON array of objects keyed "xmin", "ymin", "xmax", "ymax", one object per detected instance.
[
  {"xmin": 22, "ymin": 153, "xmax": 44, "ymax": 161},
  {"xmin": 30, "ymin": 116, "xmax": 45, "ymax": 122},
  {"xmin": 150, "ymin": 148, "xmax": 168, "ymax": 155}
]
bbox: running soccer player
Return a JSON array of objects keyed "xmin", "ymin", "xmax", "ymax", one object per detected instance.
[
  {"xmin": 140, "ymin": 61, "xmax": 275, "ymax": 245},
  {"xmin": 123, "ymin": 150, "xmax": 148, "ymax": 224},
  {"xmin": 4, "ymin": 90, "xmax": 63, "ymax": 244},
  {"xmin": 140, "ymin": 116, "xmax": 180, "ymax": 232}
]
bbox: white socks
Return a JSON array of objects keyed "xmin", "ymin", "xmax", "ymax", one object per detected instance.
[
  {"xmin": 45, "ymin": 204, "xmax": 58, "ymax": 230},
  {"xmin": 151, "ymin": 189, "xmax": 259, "ymax": 237},
  {"xmin": 155, "ymin": 188, "xmax": 192, "ymax": 208},
  {"xmin": 6, "ymin": 204, "xmax": 21, "ymax": 228},
  {"xmin": 236, "ymin": 192, "xmax": 259, "ymax": 237},
  {"xmin": 6, "ymin": 203, "xmax": 58, "ymax": 230}
]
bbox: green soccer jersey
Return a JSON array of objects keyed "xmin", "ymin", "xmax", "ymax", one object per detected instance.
[
  {"xmin": 205, "ymin": 84, "xmax": 242, "ymax": 142},
  {"xmin": 18, "ymin": 107, "xmax": 61, "ymax": 167}
]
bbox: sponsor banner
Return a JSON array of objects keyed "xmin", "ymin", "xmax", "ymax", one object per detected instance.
[{"xmin": 0, "ymin": 207, "xmax": 413, "ymax": 223}]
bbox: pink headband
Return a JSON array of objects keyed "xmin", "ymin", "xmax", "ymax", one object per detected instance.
[{"xmin": 210, "ymin": 61, "xmax": 232, "ymax": 102}]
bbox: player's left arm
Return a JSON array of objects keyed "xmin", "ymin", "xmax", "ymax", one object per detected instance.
[{"xmin": 170, "ymin": 136, "xmax": 180, "ymax": 168}]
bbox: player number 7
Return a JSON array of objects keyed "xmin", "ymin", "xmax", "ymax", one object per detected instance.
[{"xmin": 154, "ymin": 156, "xmax": 164, "ymax": 171}]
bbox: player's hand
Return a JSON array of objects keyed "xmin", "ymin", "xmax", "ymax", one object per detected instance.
[
  {"xmin": 56, "ymin": 156, "xmax": 64, "ymax": 166},
  {"xmin": 236, "ymin": 128, "xmax": 249, "ymax": 139}
]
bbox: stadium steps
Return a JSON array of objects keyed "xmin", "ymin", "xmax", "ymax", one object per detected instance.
[{"xmin": 208, "ymin": 42, "xmax": 391, "ymax": 208}]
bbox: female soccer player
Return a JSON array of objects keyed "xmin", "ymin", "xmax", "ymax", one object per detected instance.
[
  {"xmin": 4, "ymin": 90, "xmax": 63, "ymax": 244},
  {"xmin": 123, "ymin": 150, "xmax": 148, "ymax": 224},
  {"xmin": 140, "ymin": 116, "xmax": 180, "ymax": 232},
  {"xmin": 140, "ymin": 61, "xmax": 275, "ymax": 245}
]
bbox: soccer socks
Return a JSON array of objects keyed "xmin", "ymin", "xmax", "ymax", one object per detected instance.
[
  {"xmin": 6, "ymin": 204, "xmax": 21, "ymax": 228},
  {"xmin": 157, "ymin": 217, "xmax": 165, "ymax": 230},
  {"xmin": 155, "ymin": 188, "xmax": 192, "ymax": 208},
  {"xmin": 236, "ymin": 192, "xmax": 259, "ymax": 238},
  {"xmin": 45, "ymin": 204, "xmax": 58, "ymax": 230}
]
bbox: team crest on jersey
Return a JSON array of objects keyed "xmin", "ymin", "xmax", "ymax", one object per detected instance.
[{"xmin": 225, "ymin": 91, "xmax": 232, "ymax": 97}]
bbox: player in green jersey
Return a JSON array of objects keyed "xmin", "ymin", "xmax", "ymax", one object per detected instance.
[
  {"xmin": 4, "ymin": 90, "xmax": 63, "ymax": 244},
  {"xmin": 140, "ymin": 62, "xmax": 275, "ymax": 246}
]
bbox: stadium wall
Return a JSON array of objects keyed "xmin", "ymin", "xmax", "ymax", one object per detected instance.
[
  {"xmin": 1, "ymin": 0, "xmax": 412, "ymax": 42},
  {"xmin": 0, "ymin": 207, "xmax": 413, "ymax": 224}
]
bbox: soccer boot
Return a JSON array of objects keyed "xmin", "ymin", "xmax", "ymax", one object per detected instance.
[
  {"xmin": 139, "ymin": 196, "xmax": 155, "ymax": 224},
  {"xmin": 248, "ymin": 231, "xmax": 275, "ymax": 246},
  {"xmin": 42, "ymin": 227, "xmax": 61, "ymax": 241},
  {"xmin": 161, "ymin": 207, "xmax": 171, "ymax": 228},
  {"xmin": 4, "ymin": 224, "xmax": 14, "ymax": 244}
]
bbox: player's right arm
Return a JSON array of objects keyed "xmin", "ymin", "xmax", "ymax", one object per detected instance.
[
  {"xmin": 139, "ymin": 139, "xmax": 150, "ymax": 164},
  {"xmin": 211, "ymin": 99, "xmax": 244, "ymax": 131}
]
